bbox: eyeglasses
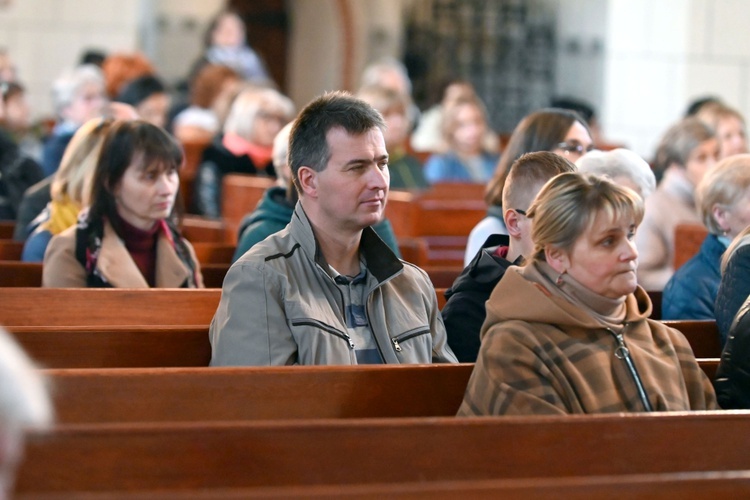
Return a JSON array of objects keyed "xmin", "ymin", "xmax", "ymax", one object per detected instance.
[
  {"xmin": 513, "ymin": 208, "xmax": 527, "ymax": 216},
  {"xmin": 555, "ymin": 142, "xmax": 595, "ymax": 156}
]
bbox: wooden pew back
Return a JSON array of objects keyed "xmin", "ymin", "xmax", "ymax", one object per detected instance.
[
  {"xmin": 221, "ymin": 174, "xmax": 276, "ymax": 242},
  {"xmin": 674, "ymin": 223, "xmax": 708, "ymax": 270},
  {"xmin": 0, "ymin": 288, "xmax": 221, "ymax": 327},
  {"xmin": 17, "ymin": 412, "xmax": 750, "ymax": 494},
  {"xmin": 0, "ymin": 261, "xmax": 42, "ymax": 287}
]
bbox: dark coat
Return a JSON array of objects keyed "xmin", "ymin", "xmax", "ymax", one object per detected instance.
[
  {"xmin": 662, "ymin": 234, "xmax": 724, "ymax": 321},
  {"xmin": 192, "ymin": 135, "xmax": 275, "ymax": 217},
  {"xmin": 715, "ymin": 243, "xmax": 750, "ymax": 346},
  {"xmin": 442, "ymin": 234, "xmax": 521, "ymax": 362},
  {"xmin": 714, "ymin": 294, "xmax": 750, "ymax": 409},
  {"xmin": 0, "ymin": 130, "xmax": 44, "ymax": 221},
  {"xmin": 12, "ymin": 177, "xmax": 51, "ymax": 241}
]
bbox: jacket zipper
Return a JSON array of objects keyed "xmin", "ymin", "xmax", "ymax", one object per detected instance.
[
  {"xmin": 291, "ymin": 320, "xmax": 354, "ymax": 349},
  {"xmin": 608, "ymin": 326, "xmax": 653, "ymax": 412},
  {"xmin": 391, "ymin": 328, "xmax": 431, "ymax": 353}
]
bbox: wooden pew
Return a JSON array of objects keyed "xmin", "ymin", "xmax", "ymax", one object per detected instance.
[
  {"xmin": 663, "ymin": 320, "xmax": 722, "ymax": 359},
  {"xmin": 179, "ymin": 138, "xmax": 211, "ymax": 211},
  {"xmin": 200, "ymin": 263, "xmax": 230, "ymax": 288},
  {"xmin": 674, "ymin": 223, "xmax": 708, "ymax": 270},
  {"xmin": 221, "ymin": 174, "xmax": 276, "ymax": 242},
  {"xmin": 11, "ymin": 326, "xmax": 210, "ymax": 368},
  {"xmin": 190, "ymin": 242, "xmax": 236, "ymax": 265},
  {"xmin": 0, "ymin": 261, "xmax": 42, "ymax": 287},
  {"xmin": 16, "ymin": 412, "xmax": 750, "ymax": 495},
  {"xmin": 181, "ymin": 215, "xmax": 227, "ymax": 244},
  {"xmin": 14, "ymin": 471, "xmax": 750, "ymax": 499},
  {"xmin": 45, "ymin": 362, "xmax": 721, "ymax": 425},
  {"xmin": 0, "ymin": 239, "xmax": 22, "ymax": 260},
  {"xmin": 0, "ymin": 220, "xmax": 14, "ymax": 239},
  {"xmin": 0, "ymin": 288, "xmax": 221, "ymax": 327}
]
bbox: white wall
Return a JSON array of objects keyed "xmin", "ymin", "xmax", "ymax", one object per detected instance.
[
  {"xmin": 601, "ymin": 0, "xmax": 750, "ymax": 159},
  {"xmin": 0, "ymin": 0, "xmax": 141, "ymax": 118}
]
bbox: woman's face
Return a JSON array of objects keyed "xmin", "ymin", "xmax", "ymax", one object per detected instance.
[
  {"xmin": 717, "ymin": 116, "xmax": 747, "ymax": 159},
  {"xmin": 558, "ymin": 210, "xmax": 639, "ymax": 300},
  {"xmin": 250, "ymin": 107, "xmax": 288, "ymax": 147},
  {"xmin": 684, "ymin": 138, "xmax": 719, "ymax": 188},
  {"xmin": 381, "ymin": 106, "xmax": 409, "ymax": 149},
  {"xmin": 136, "ymin": 93, "xmax": 170, "ymax": 129},
  {"xmin": 451, "ymin": 102, "xmax": 486, "ymax": 155},
  {"xmin": 552, "ymin": 121, "xmax": 594, "ymax": 163},
  {"xmin": 114, "ymin": 160, "xmax": 179, "ymax": 231},
  {"xmin": 212, "ymin": 14, "xmax": 245, "ymax": 48}
]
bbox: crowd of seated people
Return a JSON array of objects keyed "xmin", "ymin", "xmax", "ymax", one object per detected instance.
[{"xmin": 6, "ymin": 10, "xmax": 750, "ymax": 416}]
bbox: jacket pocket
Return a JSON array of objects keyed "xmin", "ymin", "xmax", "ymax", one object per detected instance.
[
  {"xmin": 391, "ymin": 326, "xmax": 431, "ymax": 353},
  {"xmin": 290, "ymin": 318, "xmax": 354, "ymax": 349}
]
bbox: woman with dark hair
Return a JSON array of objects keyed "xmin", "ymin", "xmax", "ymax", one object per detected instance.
[
  {"xmin": 465, "ymin": 108, "xmax": 593, "ymax": 264},
  {"xmin": 116, "ymin": 75, "xmax": 170, "ymax": 129},
  {"xmin": 42, "ymin": 120, "xmax": 203, "ymax": 288}
]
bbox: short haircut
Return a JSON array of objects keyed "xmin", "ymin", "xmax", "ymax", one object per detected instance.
[
  {"xmin": 528, "ymin": 172, "xmax": 644, "ymax": 263},
  {"xmin": 51, "ymin": 117, "xmax": 115, "ymax": 206},
  {"xmin": 359, "ymin": 57, "xmax": 412, "ymax": 95},
  {"xmin": 88, "ymin": 120, "xmax": 183, "ymax": 237},
  {"xmin": 502, "ymin": 151, "xmax": 577, "ymax": 211},
  {"xmin": 653, "ymin": 117, "xmax": 715, "ymax": 173},
  {"xmin": 356, "ymin": 84, "xmax": 410, "ymax": 118},
  {"xmin": 51, "ymin": 64, "xmax": 104, "ymax": 116},
  {"xmin": 696, "ymin": 102, "xmax": 745, "ymax": 129},
  {"xmin": 485, "ymin": 108, "xmax": 590, "ymax": 206},
  {"xmin": 685, "ymin": 96, "xmax": 723, "ymax": 117},
  {"xmin": 697, "ymin": 154, "xmax": 750, "ymax": 235},
  {"xmin": 223, "ymin": 86, "xmax": 295, "ymax": 140},
  {"xmin": 576, "ymin": 148, "xmax": 656, "ymax": 199},
  {"xmin": 116, "ymin": 75, "xmax": 167, "ymax": 107},
  {"xmin": 289, "ymin": 91, "xmax": 385, "ymax": 192}
]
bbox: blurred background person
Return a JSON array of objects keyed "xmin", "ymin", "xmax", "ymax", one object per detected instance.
[
  {"xmin": 423, "ymin": 96, "xmax": 498, "ymax": 184},
  {"xmin": 0, "ymin": 81, "xmax": 43, "ymax": 162},
  {"xmin": 100, "ymin": 52, "xmax": 155, "ymax": 100},
  {"xmin": 663, "ymin": 155, "xmax": 750, "ymax": 321},
  {"xmin": 22, "ymin": 118, "xmax": 113, "ymax": 261},
  {"xmin": 116, "ymin": 75, "xmax": 170, "ymax": 129},
  {"xmin": 193, "ymin": 86, "xmax": 294, "ymax": 217},
  {"xmin": 576, "ymin": 148, "xmax": 656, "ymax": 199},
  {"xmin": 695, "ymin": 102, "xmax": 748, "ymax": 160},
  {"xmin": 172, "ymin": 64, "xmax": 241, "ymax": 143},
  {"xmin": 636, "ymin": 118, "xmax": 718, "ymax": 291},
  {"xmin": 43, "ymin": 64, "xmax": 107, "ymax": 177},
  {"xmin": 357, "ymin": 84, "xmax": 428, "ymax": 190},
  {"xmin": 189, "ymin": 9, "xmax": 270, "ymax": 85}
]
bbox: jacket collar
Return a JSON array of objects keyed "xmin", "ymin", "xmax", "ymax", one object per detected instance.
[
  {"xmin": 96, "ymin": 221, "xmax": 191, "ymax": 288},
  {"xmin": 291, "ymin": 203, "xmax": 403, "ymax": 283}
]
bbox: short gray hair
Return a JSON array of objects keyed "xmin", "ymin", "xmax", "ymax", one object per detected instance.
[
  {"xmin": 51, "ymin": 64, "xmax": 104, "ymax": 116},
  {"xmin": 576, "ymin": 148, "xmax": 656, "ymax": 198},
  {"xmin": 223, "ymin": 86, "xmax": 295, "ymax": 140},
  {"xmin": 697, "ymin": 154, "xmax": 750, "ymax": 235}
]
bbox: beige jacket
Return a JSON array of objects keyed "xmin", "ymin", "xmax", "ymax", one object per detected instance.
[
  {"xmin": 43, "ymin": 220, "xmax": 203, "ymax": 288},
  {"xmin": 458, "ymin": 264, "xmax": 717, "ymax": 415},
  {"xmin": 210, "ymin": 204, "xmax": 456, "ymax": 366}
]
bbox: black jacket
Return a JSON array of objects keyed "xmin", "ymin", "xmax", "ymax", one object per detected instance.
[
  {"xmin": 0, "ymin": 130, "xmax": 44, "ymax": 222},
  {"xmin": 715, "ymin": 294, "xmax": 750, "ymax": 409},
  {"xmin": 192, "ymin": 135, "xmax": 275, "ymax": 217},
  {"xmin": 715, "ymin": 243, "xmax": 750, "ymax": 346},
  {"xmin": 442, "ymin": 234, "xmax": 522, "ymax": 362}
]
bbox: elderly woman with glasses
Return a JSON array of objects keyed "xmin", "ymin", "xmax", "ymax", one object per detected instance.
[
  {"xmin": 458, "ymin": 172, "xmax": 716, "ymax": 415},
  {"xmin": 465, "ymin": 108, "xmax": 593, "ymax": 264}
]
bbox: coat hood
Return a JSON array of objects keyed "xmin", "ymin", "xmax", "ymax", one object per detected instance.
[{"xmin": 482, "ymin": 264, "xmax": 653, "ymax": 338}]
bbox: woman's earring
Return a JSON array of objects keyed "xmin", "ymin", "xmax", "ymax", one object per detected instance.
[{"xmin": 556, "ymin": 270, "xmax": 567, "ymax": 286}]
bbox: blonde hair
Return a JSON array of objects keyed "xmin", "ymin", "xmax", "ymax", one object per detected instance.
[
  {"xmin": 440, "ymin": 97, "xmax": 488, "ymax": 146},
  {"xmin": 697, "ymin": 154, "xmax": 750, "ymax": 235},
  {"xmin": 50, "ymin": 117, "xmax": 114, "ymax": 206},
  {"xmin": 528, "ymin": 172, "xmax": 644, "ymax": 262},
  {"xmin": 223, "ymin": 86, "xmax": 295, "ymax": 142}
]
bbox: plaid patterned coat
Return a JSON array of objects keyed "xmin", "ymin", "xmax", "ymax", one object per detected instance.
[{"xmin": 458, "ymin": 266, "xmax": 718, "ymax": 415}]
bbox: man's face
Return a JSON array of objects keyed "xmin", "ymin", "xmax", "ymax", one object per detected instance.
[{"xmin": 308, "ymin": 126, "xmax": 389, "ymax": 233}]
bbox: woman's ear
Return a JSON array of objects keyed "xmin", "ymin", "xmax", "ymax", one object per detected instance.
[
  {"xmin": 296, "ymin": 166, "xmax": 317, "ymax": 198},
  {"xmin": 545, "ymin": 245, "xmax": 570, "ymax": 273},
  {"xmin": 712, "ymin": 204, "xmax": 731, "ymax": 234}
]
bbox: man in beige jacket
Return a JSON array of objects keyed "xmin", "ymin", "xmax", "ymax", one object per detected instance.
[{"xmin": 209, "ymin": 91, "xmax": 456, "ymax": 366}]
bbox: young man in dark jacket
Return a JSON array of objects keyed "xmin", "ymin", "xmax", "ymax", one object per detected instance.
[{"xmin": 442, "ymin": 151, "xmax": 575, "ymax": 362}]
